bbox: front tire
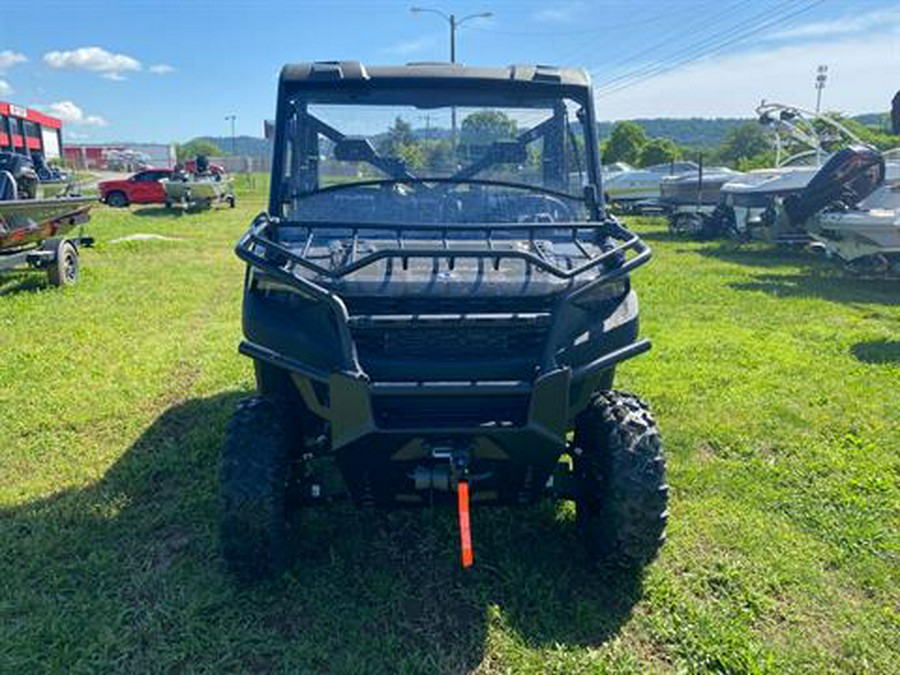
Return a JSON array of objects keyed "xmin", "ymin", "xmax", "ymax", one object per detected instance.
[
  {"xmin": 106, "ymin": 191, "xmax": 129, "ymax": 208},
  {"xmin": 220, "ymin": 397, "xmax": 293, "ymax": 581},
  {"xmin": 573, "ymin": 390, "xmax": 667, "ymax": 568}
]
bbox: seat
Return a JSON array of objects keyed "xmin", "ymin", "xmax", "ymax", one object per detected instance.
[{"xmin": 0, "ymin": 170, "xmax": 18, "ymax": 201}]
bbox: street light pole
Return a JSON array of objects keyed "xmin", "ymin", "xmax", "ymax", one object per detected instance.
[
  {"xmin": 410, "ymin": 7, "xmax": 491, "ymax": 157},
  {"xmin": 450, "ymin": 13, "xmax": 456, "ymax": 63},
  {"xmin": 814, "ymin": 65, "xmax": 828, "ymax": 114},
  {"xmin": 225, "ymin": 114, "xmax": 237, "ymax": 156}
]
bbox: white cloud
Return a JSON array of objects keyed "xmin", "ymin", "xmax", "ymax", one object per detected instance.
[
  {"xmin": 595, "ymin": 33, "xmax": 900, "ymax": 120},
  {"xmin": 531, "ymin": 2, "xmax": 584, "ymax": 24},
  {"xmin": 0, "ymin": 80, "xmax": 12, "ymax": 95},
  {"xmin": 769, "ymin": 8, "xmax": 900, "ymax": 40},
  {"xmin": 383, "ymin": 36, "xmax": 436, "ymax": 56},
  {"xmin": 149, "ymin": 63, "xmax": 175, "ymax": 75},
  {"xmin": 43, "ymin": 46, "xmax": 141, "ymax": 80},
  {"xmin": 0, "ymin": 50, "xmax": 27, "ymax": 72},
  {"xmin": 41, "ymin": 101, "xmax": 109, "ymax": 127}
]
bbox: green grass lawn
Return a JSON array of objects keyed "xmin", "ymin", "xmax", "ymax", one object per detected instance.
[{"xmin": 1, "ymin": 186, "xmax": 897, "ymax": 673}]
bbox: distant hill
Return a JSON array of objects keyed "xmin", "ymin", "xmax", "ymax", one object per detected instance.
[
  {"xmin": 598, "ymin": 118, "xmax": 750, "ymax": 148},
  {"xmin": 187, "ymin": 112, "xmax": 888, "ymax": 157},
  {"xmin": 853, "ymin": 112, "xmax": 891, "ymax": 130},
  {"xmin": 191, "ymin": 135, "xmax": 272, "ymax": 158}
]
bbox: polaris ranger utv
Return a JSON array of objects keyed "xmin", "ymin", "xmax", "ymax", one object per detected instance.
[{"xmin": 224, "ymin": 62, "xmax": 666, "ymax": 579}]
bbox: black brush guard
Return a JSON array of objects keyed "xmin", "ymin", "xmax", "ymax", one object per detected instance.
[{"xmin": 235, "ymin": 213, "xmax": 652, "ymax": 506}]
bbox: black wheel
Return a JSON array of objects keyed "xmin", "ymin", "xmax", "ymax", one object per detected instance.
[
  {"xmin": 227, "ymin": 195, "xmax": 236, "ymax": 208},
  {"xmin": 669, "ymin": 213, "xmax": 706, "ymax": 238},
  {"xmin": 254, "ymin": 360, "xmax": 301, "ymax": 402},
  {"xmin": 106, "ymin": 191, "xmax": 128, "ymax": 208},
  {"xmin": 220, "ymin": 396, "xmax": 294, "ymax": 580},
  {"xmin": 573, "ymin": 390, "xmax": 667, "ymax": 568},
  {"xmin": 46, "ymin": 240, "xmax": 79, "ymax": 287}
]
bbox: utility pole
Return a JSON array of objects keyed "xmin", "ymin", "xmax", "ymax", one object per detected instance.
[
  {"xmin": 410, "ymin": 7, "xmax": 492, "ymax": 157},
  {"xmin": 225, "ymin": 114, "xmax": 237, "ymax": 156},
  {"xmin": 419, "ymin": 113, "xmax": 432, "ymax": 139},
  {"xmin": 814, "ymin": 65, "xmax": 828, "ymax": 114}
]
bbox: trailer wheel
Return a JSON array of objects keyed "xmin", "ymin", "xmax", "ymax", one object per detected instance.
[
  {"xmin": 228, "ymin": 195, "xmax": 236, "ymax": 208},
  {"xmin": 573, "ymin": 390, "xmax": 667, "ymax": 568},
  {"xmin": 47, "ymin": 240, "xmax": 80, "ymax": 287},
  {"xmin": 669, "ymin": 213, "xmax": 706, "ymax": 238}
]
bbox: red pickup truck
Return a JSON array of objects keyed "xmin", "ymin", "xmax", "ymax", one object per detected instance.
[{"xmin": 98, "ymin": 168, "xmax": 173, "ymax": 207}]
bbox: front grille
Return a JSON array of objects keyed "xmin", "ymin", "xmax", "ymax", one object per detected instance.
[
  {"xmin": 352, "ymin": 323, "xmax": 548, "ymax": 359},
  {"xmin": 345, "ymin": 294, "xmax": 555, "ymax": 315},
  {"xmin": 373, "ymin": 395, "xmax": 528, "ymax": 428}
]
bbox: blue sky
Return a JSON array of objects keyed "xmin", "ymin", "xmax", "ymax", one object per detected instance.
[{"xmin": 1, "ymin": 0, "xmax": 898, "ymax": 143}]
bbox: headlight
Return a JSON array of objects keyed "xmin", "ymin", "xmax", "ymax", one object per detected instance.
[
  {"xmin": 571, "ymin": 279, "xmax": 629, "ymax": 312},
  {"xmin": 251, "ymin": 270, "xmax": 318, "ymax": 305}
]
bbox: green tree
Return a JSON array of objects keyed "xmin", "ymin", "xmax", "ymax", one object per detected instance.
[
  {"xmin": 828, "ymin": 114, "xmax": 900, "ymax": 151},
  {"xmin": 603, "ymin": 121, "xmax": 648, "ymax": 165},
  {"xmin": 421, "ymin": 139, "xmax": 453, "ymax": 173},
  {"xmin": 380, "ymin": 117, "xmax": 416, "ymax": 155},
  {"xmin": 176, "ymin": 139, "xmax": 222, "ymax": 161},
  {"xmin": 718, "ymin": 123, "xmax": 771, "ymax": 166},
  {"xmin": 639, "ymin": 137, "xmax": 682, "ymax": 167},
  {"xmin": 395, "ymin": 143, "xmax": 425, "ymax": 171},
  {"xmin": 460, "ymin": 110, "xmax": 517, "ymax": 147}
]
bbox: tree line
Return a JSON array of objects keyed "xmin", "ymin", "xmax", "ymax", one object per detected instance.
[
  {"xmin": 601, "ymin": 115, "xmax": 900, "ymax": 170},
  {"xmin": 177, "ymin": 110, "xmax": 900, "ymax": 172}
]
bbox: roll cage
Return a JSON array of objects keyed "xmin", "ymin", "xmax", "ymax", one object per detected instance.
[{"xmin": 268, "ymin": 62, "xmax": 604, "ymax": 218}]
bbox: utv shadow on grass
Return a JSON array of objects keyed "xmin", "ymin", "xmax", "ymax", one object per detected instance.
[
  {"xmin": 851, "ymin": 339, "xmax": 900, "ymax": 364},
  {"xmin": 0, "ymin": 392, "xmax": 645, "ymax": 673}
]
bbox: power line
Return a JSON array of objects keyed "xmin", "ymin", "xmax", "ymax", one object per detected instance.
[
  {"xmin": 593, "ymin": 0, "xmax": 805, "ymax": 90},
  {"xmin": 547, "ymin": 0, "xmax": 725, "ymax": 72},
  {"xmin": 464, "ymin": 3, "xmax": 701, "ymax": 38},
  {"xmin": 595, "ymin": 0, "xmax": 826, "ymax": 99},
  {"xmin": 592, "ymin": 0, "xmax": 756, "ymax": 79}
]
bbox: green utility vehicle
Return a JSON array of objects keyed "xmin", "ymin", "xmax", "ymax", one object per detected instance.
[{"xmin": 224, "ymin": 62, "xmax": 666, "ymax": 579}]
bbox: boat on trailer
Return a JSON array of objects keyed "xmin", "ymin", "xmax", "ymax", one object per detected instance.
[
  {"xmin": 163, "ymin": 156, "xmax": 236, "ymax": 210},
  {"xmin": 716, "ymin": 101, "xmax": 900, "ymax": 242},
  {"xmin": 0, "ymin": 152, "xmax": 93, "ymax": 287},
  {"xmin": 776, "ymin": 146, "xmax": 900, "ymax": 275},
  {"xmin": 659, "ymin": 164, "xmax": 743, "ymax": 237}
]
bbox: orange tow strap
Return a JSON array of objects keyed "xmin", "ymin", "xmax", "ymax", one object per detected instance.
[{"xmin": 457, "ymin": 480, "xmax": 474, "ymax": 568}]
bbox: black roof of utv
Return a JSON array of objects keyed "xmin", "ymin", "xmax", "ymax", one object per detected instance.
[{"xmin": 278, "ymin": 61, "xmax": 592, "ymax": 98}]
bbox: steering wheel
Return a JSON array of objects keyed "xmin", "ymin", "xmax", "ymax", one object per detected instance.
[{"xmin": 507, "ymin": 194, "xmax": 577, "ymax": 223}]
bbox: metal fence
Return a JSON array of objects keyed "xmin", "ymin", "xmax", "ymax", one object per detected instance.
[{"xmin": 209, "ymin": 155, "xmax": 271, "ymax": 174}]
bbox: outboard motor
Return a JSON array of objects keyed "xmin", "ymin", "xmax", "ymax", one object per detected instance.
[
  {"xmin": 0, "ymin": 152, "xmax": 38, "ymax": 200},
  {"xmin": 195, "ymin": 154, "xmax": 209, "ymax": 175},
  {"xmin": 783, "ymin": 146, "xmax": 885, "ymax": 226}
]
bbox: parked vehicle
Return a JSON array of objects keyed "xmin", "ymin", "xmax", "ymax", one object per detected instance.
[
  {"xmin": 223, "ymin": 61, "xmax": 666, "ymax": 580},
  {"xmin": 0, "ymin": 152, "xmax": 93, "ymax": 286},
  {"xmin": 603, "ymin": 160, "xmax": 699, "ymax": 212},
  {"xmin": 715, "ymin": 101, "xmax": 900, "ymax": 243},
  {"xmin": 98, "ymin": 168, "xmax": 174, "ymax": 207},
  {"xmin": 774, "ymin": 146, "xmax": 900, "ymax": 275},
  {"xmin": 163, "ymin": 174, "xmax": 235, "ymax": 209},
  {"xmin": 660, "ymin": 163, "xmax": 743, "ymax": 238}
]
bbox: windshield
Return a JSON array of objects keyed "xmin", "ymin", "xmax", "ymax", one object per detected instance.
[{"xmin": 275, "ymin": 96, "xmax": 593, "ymax": 224}]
